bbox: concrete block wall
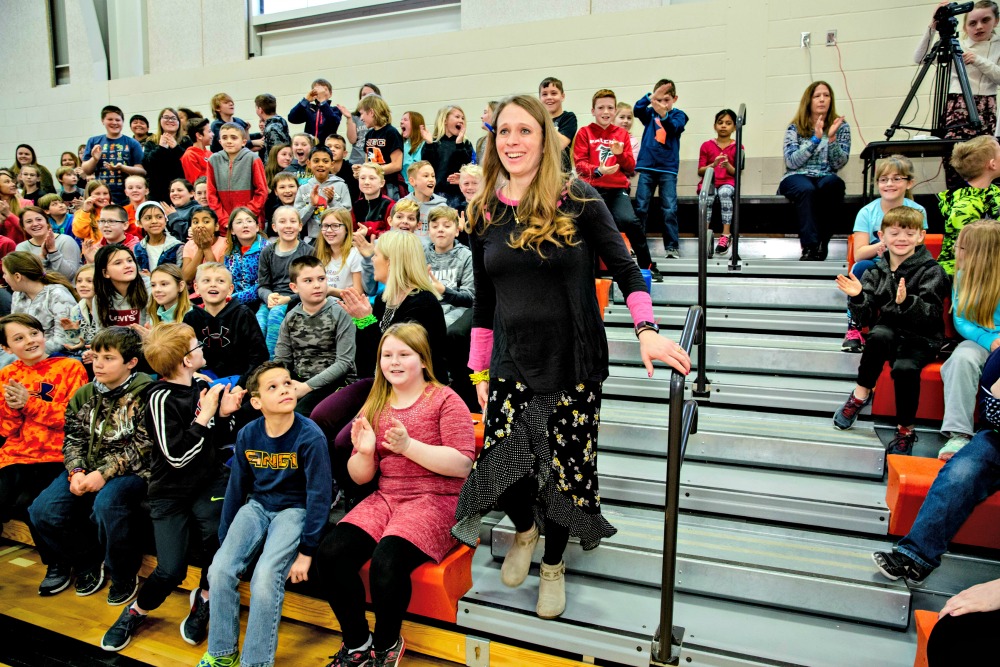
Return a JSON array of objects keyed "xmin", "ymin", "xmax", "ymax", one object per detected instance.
[{"xmin": 0, "ymin": 0, "xmax": 951, "ymax": 196}]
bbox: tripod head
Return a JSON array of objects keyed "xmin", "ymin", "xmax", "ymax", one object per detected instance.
[{"xmin": 934, "ymin": 2, "xmax": 974, "ymax": 46}]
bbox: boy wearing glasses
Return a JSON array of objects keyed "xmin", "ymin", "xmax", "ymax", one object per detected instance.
[
  {"xmin": 100, "ymin": 323, "xmax": 245, "ymax": 652},
  {"xmin": 96, "ymin": 204, "xmax": 141, "ymax": 252},
  {"xmin": 274, "ymin": 255, "xmax": 355, "ymax": 415}
]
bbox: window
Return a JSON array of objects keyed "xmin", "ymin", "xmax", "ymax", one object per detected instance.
[{"xmin": 48, "ymin": 0, "xmax": 70, "ymax": 85}]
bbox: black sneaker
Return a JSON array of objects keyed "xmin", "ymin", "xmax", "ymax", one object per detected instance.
[
  {"xmin": 75, "ymin": 563, "xmax": 106, "ymax": 596},
  {"xmin": 872, "ymin": 550, "xmax": 933, "ymax": 585},
  {"xmin": 181, "ymin": 588, "xmax": 211, "ymax": 645},
  {"xmin": 833, "ymin": 390, "xmax": 872, "ymax": 430},
  {"xmin": 373, "ymin": 636, "xmax": 405, "ymax": 667},
  {"xmin": 101, "ymin": 606, "xmax": 146, "ymax": 651},
  {"xmin": 887, "ymin": 428, "xmax": 918, "ymax": 456},
  {"xmin": 107, "ymin": 575, "xmax": 138, "ymax": 606},
  {"xmin": 714, "ymin": 234, "xmax": 731, "ymax": 256},
  {"xmin": 38, "ymin": 563, "xmax": 72, "ymax": 596},
  {"xmin": 649, "ymin": 263, "xmax": 663, "ymax": 283},
  {"xmin": 327, "ymin": 642, "xmax": 372, "ymax": 667}
]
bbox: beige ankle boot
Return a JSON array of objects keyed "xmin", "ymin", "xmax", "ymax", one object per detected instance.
[
  {"xmin": 500, "ymin": 524, "xmax": 539, "ymax": 587},
  {"xmin": 536, "ymin": 560, "xmax": 566, "ymax": 619}
]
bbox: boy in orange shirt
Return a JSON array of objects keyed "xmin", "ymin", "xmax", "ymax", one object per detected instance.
[{"xmin": 0, "ymin": 313, "xmax": 89, "ymax": 589}]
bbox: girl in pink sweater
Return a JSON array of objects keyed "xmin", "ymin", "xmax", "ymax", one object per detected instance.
[{"xmin": 314, "ymin": 322, "xmax": 475, "ymax": 666}]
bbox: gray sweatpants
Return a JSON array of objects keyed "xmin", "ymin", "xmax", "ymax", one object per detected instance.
[{"xmin": 941, "ymin": 340, "xmax": 989, "ymax": 437}]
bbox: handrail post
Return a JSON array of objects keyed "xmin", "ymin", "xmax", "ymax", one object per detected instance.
[
  {"xmin": 729, "ymin": 103, "xmax": 746, "ymax": 272},
  {"xmin": 693, "ymin": 171, "xmax": 713, "ymax": 397}
]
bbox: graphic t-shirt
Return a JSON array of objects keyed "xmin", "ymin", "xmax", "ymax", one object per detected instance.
[
  {"xmin": 552, "ymin": 111, "xmax": 578, "ymax": 171},
  {"xmin": 365, "ymin": 125, "xmax": 406, "ymax": 193},
  {"xmin": 84, "ymin": 134, "xmax": 145, "ymax": 205}
]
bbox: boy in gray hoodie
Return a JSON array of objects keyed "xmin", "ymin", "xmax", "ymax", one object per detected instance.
[
  {"xmin": 425, "ymin": 206, "xmax": 474, "ymax": 332},
  {"xmin": 399, "ymin": 161, "xmax": 447, "ymax": 237},
  {"xmin": 293, "ymin": 146, "xmax": 350, "ymax": 243}
]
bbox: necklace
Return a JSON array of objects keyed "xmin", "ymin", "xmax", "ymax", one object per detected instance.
[{"xmin": 504, "ymin": 185, "xmax": 521, "ymax": 225}]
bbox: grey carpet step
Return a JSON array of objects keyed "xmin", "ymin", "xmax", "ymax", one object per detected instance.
[
  {"xmin": 460, "ymin": 549, "xmax": 917, "ymax": 667},
  {"xmin": 603, "ymin": 303, "xmax": 848, "ymax": 335},
  {"xmin": 598, "ymin": 455, "xmax": 889, "ymax": 534},
  {"xmin": 490, "ymin": 510, "xmax": 910, "ymax": 628},
  {"xmin": 603, "ymin": 366, "xmax": 866, "ymax": 416},
  {"xmin": 606, "ymin": 328, "xmax": 860, "ymax": 379},
  {"xmin": 665, "ymin": 235, "xmax": 849, "ymax": 262},
  {"xmin": 599, "ymin": 400, "xmax": 885, "ymax": 479},
  {"xmin": 614, "ymin": 276, "xmax": 845, "ymax": 311},
  {"xmin": 649, "ymin": 254, "xmax": 849, "ymax": 277}
]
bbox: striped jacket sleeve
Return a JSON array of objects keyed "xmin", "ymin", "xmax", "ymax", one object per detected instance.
[{"xmin": 146, "ymin": 386, "xmax": 213, "ymax": 469}]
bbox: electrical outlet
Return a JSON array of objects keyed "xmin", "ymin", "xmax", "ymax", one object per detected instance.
[
  {"xmin": 826, "ymin": 29, "xmax": 837, "ymax": 46},
  {"xmin": 801, "ymin": 31, "xmax": 811, "ymax": 48}
]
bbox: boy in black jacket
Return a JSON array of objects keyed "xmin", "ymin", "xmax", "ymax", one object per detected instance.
[
  {"xmin": 100, "ymin": 323, "xmax": 245, "ymax": 652},
  {"xmin": 183, "ymin": 263, "xmax": 268, "ymax": 387},
  {"xmin": 833, "ymin": 206, "xmax": 950, "ymax": 454}
]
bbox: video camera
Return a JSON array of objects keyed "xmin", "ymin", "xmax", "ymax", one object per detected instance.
[{"xmin": 934, "ymin": 1, "xmax": 975, "ymax": 39}]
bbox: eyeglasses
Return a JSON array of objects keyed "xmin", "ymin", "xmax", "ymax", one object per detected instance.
[
  {"xmin": 97, "ymin": 218, "xmax": 125, "ymax": 226},
  {"xmin": 161, "ymin": 115, "xmax": 179, "ymax": 122},
  {"xmin": 877, "ymin": 176, "xmax": 911, "ymax": 184},
  {"xmin": 321, "ymin": 223, "xmax": 347, "ymax": 231},
  {"xmin": 185, "ymin": 340, "xmax": 206, "ymax": 357}
]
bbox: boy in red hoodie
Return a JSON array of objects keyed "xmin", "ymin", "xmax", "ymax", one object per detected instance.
[
  {"xmin": 206, "ymin": 123, "xmax": 268, "ymax": 232},
  {"xmin": 573, "ymin": 88, "xmax": 660, "ymax": 282},
  {"xmin": 181, "ymin": 118, "xmax": 214, "ymax": 184}
]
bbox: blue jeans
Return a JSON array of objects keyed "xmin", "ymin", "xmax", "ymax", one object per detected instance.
[
  {"xmin": 778, "ymin": 174, "xmax": 846, "ymax": 248},
  {"xmin": 207, "ymin": 499, "xmax": 305, "ymax": 667},
  {"xmin": 634, "ymin": 171, "xmax": 679, "ymax": 251},
  {"xmin": 896, "ymin": 428, "xmax": 1000, "ymax": 569},
  {"xmin": 28, "ymin": 472, "xmax": 147, "ymax": 583}
]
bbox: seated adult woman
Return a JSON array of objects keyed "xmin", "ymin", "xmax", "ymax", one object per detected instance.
[
  {"xmin": 310, "ymin": 230, "xmax": 448, "ymax": 505},
  {"xmin": 778, "ymin": 80, "xmax": 851, "ymax": 261}
]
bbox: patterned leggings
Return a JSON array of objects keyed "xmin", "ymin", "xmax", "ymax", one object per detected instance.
[
  {"xmin": 717, "ymin": 184, "xmax": 735, "ymax": 228},
  {"xmin": 256, "ymin": 303, "xmax": 288, "ymax": 357}
]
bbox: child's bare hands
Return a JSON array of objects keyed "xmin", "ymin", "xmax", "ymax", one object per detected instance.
[
  {"xmin": 336, "ymin": 103, "xmax": 352, "ymax": 118},
  {"xmin": 199, "ymin": 383, "xmax": 225, "ymax": 417},
  {"xmin": 446, "ymin": 173, "xmax": 461, "ymax": 184},
  {"xmin": 382, "ymin": 417, "xmax": 411, "ymax": 455},
  {"xmin": 311, "ymin": 184, "xmax": 322, "ymax": 207},
  {"xmin": 79, "ymin": 470, "xmax": 106, "ymax": 493},
  {"xmin": 428, "ymin": 266, "xmax": 446, "ymax": 294},
  {"xmin": 267, "ymin": 293, "xmax": 283, "ymax": 308},
  {"xmin": 69, "ymin": 471, "xmax": 88, "ymax": 496},
  {"xmin": 220, "ymin": 385, "xmax": 246, "ymax": 416},
  {"xmin": 90, "ymin": 144, "xmax": 103, "ymax": 162},
  {"xmin": 599, "ymin": 157, "xmax": 620, "ymax": 176},
  {"xmin": 895, "ymin": 278, "xmax": 907, "ymax": 305},
  {"xmin": 351, "ymin": 416, "xmax": 376, "ymax": 455},
  {"xmin": 835, "ymin": 273, "xmax": 863, "ymax": 297},
  {"xmin": 4, "ymin": 379, "xmax": 28, "ymax": 410},
  {"xmin": 456, "ymin": 122, "xmax": 466, "ymax": 144},
  {"xmin": 419, "ymin": 125, "xmax": 434, "ymax": 144},
  {"xmin": 287, "ymin": 553, "xmax": 311, "ymax": 584},
  {"xmin": 610, "ymin": 140, "xmax": 624, "ymax": 156},
  {"xmin": 352, "ymin": 225, "xmax": 375, "ymax": 257}
]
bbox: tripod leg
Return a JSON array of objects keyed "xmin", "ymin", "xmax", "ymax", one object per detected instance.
[
  {"xmin": 886, "ymin": 43, "xmax": 939, "ymax": 140},
  {"xmin": 951, "ymin": 38, "xmax": 984, "ymax": 132}
]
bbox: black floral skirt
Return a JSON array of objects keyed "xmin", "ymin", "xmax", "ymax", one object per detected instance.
[{"xmin": 452, "ymin": 377, "xmax": 616, "ymax": 551}]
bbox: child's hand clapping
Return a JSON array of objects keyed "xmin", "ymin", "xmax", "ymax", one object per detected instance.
[
  {"xmin": 382, "ymin": 417, "xmax": 411, "ymax": 455},
  {"xmin": 895, "ymin": 278, "xmax": 907, "ymax": 305},
  {"xmin": 835, "ymin": 273, "xmax": 863, "ymax": 297},
  {"xmin": 419, "ymin": 125, "xmax": 434, "ymax": 144},
  {"xmin": 351, "ymin": 416, "xmax": 376, "ymax": 455},
  {"xmin": 352, "ymin": 225, "xmax": 375, "ymax": 257},
  {"xmin": 220, "ymin": 385, "xmax": 246, "ymax": 417},
  {"xmin": 610, "ymin": 140, "xmax": 624, "ymax": 156},
  {"xmin": 4, "ymin": 379, "xmax": 29, "ymax": 410}
]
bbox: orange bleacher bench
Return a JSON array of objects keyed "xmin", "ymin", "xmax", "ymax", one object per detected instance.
[
  {"xmin": 597, "ymin": 233, "xmax": 632, "ymax": 273},
  {"xmin": 914, "ymin": 609, "xmax": 937, "ymax": 667},
  {"xmin": 595, "ymin": 279, "xmax": 612, "ymax": 320},
  {"xmin": 886, "ymin": 454, "xmax": 1000, "ymax": 550},
  {"xmin": 847, "ymin": 233, "xmax": 943, "ymax": 268}
]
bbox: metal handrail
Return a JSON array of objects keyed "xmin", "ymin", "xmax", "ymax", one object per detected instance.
[
  {"xmin": 650, "ymin": 168, "xmax": 711, "ymax": 666},
  {"xmin": 729, "ymin": 103, "xmax": 747, "ymax": 272}
]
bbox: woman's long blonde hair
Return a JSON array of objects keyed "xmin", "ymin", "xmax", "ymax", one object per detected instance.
[
  {"xmin": 468, "ymin": 95, "xmax": 583, "ymax": 257},
  {"xmin": 791, "ymin": 81, "xmax": 839, "ymax": 138},
  {"xmin": 359, "ymin": 323, "xmax": 441, "ymax": 431},
  {"xmin": 376, "ymin": 230, "xmax": 438, "ymax": 306},
  {"xmin": 314, "ymin": 208, "xmax": 353, "ymax": 267},
  {"xmin": 146, "ymin": 264, "xmax": 192, "ymax": 324},
  {"xmin": 955, "ymin": 219, "xmax": 1000, "ymax": 327}
]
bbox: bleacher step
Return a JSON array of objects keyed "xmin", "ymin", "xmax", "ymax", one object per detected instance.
[
  {"xmin": 597, "ymin": 455, "xmax": 890, "ymax": 534},
  {"xmin": 603, "ymin": 303, "xmax": 847, "ymax": 335},
  {"xmin": 491, "ymin": 510, "xmax": 909, "ymax": 628},
  {"xmin": 599, "ymin": 400, "xmax": 885, "ymax": 478},
  {"xmin": 604, "ymin": 366, "xmax": 867, "ymax": 416},
  {"xmin": 649, "ymin": 255, "xmax": 849, "ymax": 277},
  {"xmin": 460, "ymin": 549, "xmax": 917, "ymax": 667},
  {"xmin": 668, "ymin": 235, "xmax": 849, "ymax": 262},
  {"xmin": 606, "ymin": 329, "xmax": 859, "ymax": 379},
  {"xmin": 620, "ymin": 277, "xmax": 844, "ymax": 311}
]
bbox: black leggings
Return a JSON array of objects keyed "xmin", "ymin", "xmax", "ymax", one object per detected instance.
[
  {"xmin": 499, "ymin": 476, "xmax": 570, "ymax": 566},
  {"xmin": 928, "ymin": 608, "xmax": 1000, "ymax": 666},
  {"xmin": 314, "ymin": 523, "xmax": 430, "ymax": 651}
]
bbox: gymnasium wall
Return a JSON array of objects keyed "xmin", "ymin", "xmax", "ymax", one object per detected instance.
[{"xmin": 0, "ymin": 0, "xmax": 949, "ymax": 196}]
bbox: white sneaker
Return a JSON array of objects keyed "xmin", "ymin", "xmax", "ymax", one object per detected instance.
[{"xmin": 938, "ymin": 433, "xmax": 972, "ymax": 461}]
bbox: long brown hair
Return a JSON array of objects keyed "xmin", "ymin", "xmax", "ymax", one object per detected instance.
[
  {"xmin": 147, "ymin": 264, "xmax": 192, "ymax": 324},
  {"xmin": 403, "ymin": 111, "xmax": 425, "ymax": 155},
  {"xmin": 791, "ymin": 81, "xmax": 840, "ymax": 138},
  {"xmin": 314, "ymin": 208, "xmax": 353, "ymax": 268},
  {"xmin": 225, "ymin": 207, "xmax": 262, "ymax": 256},
  {"xmin": 468, "ymin": 95, "xmax": 583, "ymax": 256},
  {"xmin": 265, "ymin": 143, "xmax": 290, "ymax": 185},
  {"xmin": 0, "ymin": 169, "xmax": 23, "ymax": 218},
  {"xmin": 2, "ymin": 251, "xmax": 79, "ymax": 300},
  {"xmin": 93, "ymin": 244, "xmax": 148, "ymax": 327},
  {"xmin": 150, "ymin": 107, "xmax": 182, "ymax": 145},
  {"xmin": 359, "ymin": 323, "xmax": 441, "ymax": 431},
  {"xmin": 955, "ymin": 219, "xmax": 1000, "ymax": 327}
]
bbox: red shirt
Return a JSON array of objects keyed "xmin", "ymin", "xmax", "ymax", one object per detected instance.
[
  {"xmin": 697, "ymin": 139, "xmax": 742, "ymax": 191},
  {"xmin": 572, "ymin": 123, "xmax": 636, "ymax": 190}
]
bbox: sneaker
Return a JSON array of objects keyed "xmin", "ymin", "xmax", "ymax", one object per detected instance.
[
  {"xmin": 195, "ymin": 652, "xmax": 241, "ymax": 667},
  {"xmin": 38, "ymin": 563, "xmax": 72, "ymax": 596},
  {"xmin": 101, "ymin": 605, "xmax": 146, "ymax": 651},
  {"xmin": 714, "ymin": 234, "xmax": 731, "ymax": 256},
  {"xmin": 665, "ymin": 248, "xmax": 680, "ymax": 259},
  {"xmin": 75, "ymin": 563, "xmax": 106, "ymax": 596},
  {"xmin": 649, "ymin": 263, "xmax": 663, "ymax": 283},
  {"xmin": 841, "ymin": 328, "xmax": 865, "ymax": 353},
  {"xmin": 181, "ymin": 587, "xmax": 211, "ymax": 645},
  {"xmin": 887, "ymin": 427, "xmax": 917, "ymax": 456},
  {"xmin": 872, "ymin": 550, "xmax": 933, "ymax": 585},
  {"xmin": 372, "ymin": 636, "xmax": 405, "ymax": 667},
  {"xmin": 107, "ymin": 575, "xmax": 139, "ymax": 606},
  {"xmin": 938, "ymin": 433, "xmax": 972, "ymax": 461},
  {"xmin": 833, "ymin": 390, "xmax": 872, "ymax": 430},
  {"xmin": 327, "ymin": 643, "xmax": 372, "ymax": 667}
]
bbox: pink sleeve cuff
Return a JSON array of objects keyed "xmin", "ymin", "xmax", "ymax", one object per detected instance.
[
  {"xmin": 626, "ymin": 291, "xmax": 655, "ymax": 325},
  {"xmin": 468, "ymin": 327, "xmax": 494, "ymax": 371}
]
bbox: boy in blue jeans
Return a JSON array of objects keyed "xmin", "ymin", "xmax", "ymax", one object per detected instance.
[
  {"xmin": 197, "ymin": 360, "xmax": 332, "ymax": 667},
  {"xmin": 28, "ymin": 327, "xmax": 153, "ymax": 603},
  {"xmin": 634, "ymin": 80, "xmax": 688, "ymax": 259}
]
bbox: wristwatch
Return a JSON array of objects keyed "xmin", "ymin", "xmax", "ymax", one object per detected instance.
[{"xmin": 635, "ymin": 321, "xmax": 659, "ymax": 338}]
